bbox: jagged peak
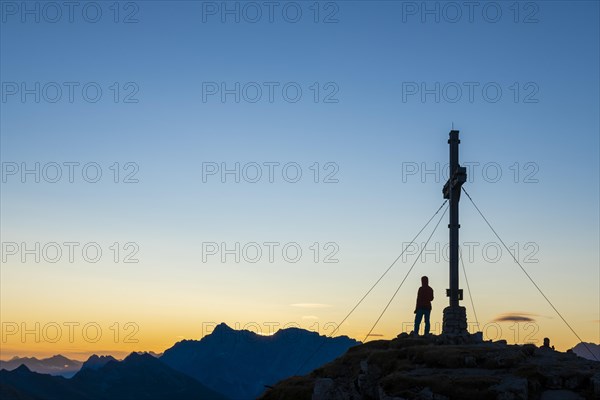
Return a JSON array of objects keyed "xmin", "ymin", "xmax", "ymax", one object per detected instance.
[
  {"xmin": 85, "ymin": 354, "xmax": 115, "ymax": 362},
  {"xmin": 124, "ymin": 352, "xmax": 156, "ymax": 363},
  {"xmin": 7, "ymin": 356, "xmax": 35, "ymax": 361},
  {"xmin": 47, "ymin": 354, "xmax": 70, "ymax": 361},
  {"xmin": 13, "ymin": 364, "xmax": 31, "ymax": 373},
  {"xmin": 212, "ymin": 322, "xmax": 234, "ymax": 334}
]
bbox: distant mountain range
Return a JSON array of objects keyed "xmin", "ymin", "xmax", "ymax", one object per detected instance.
[
  {"xmin": 572, "ymin": 342, "xmax": 600, "ymax": 361},
  {"xmin": 160, "ymin": 322, "xmax": 360, "ymax": 399},
  {"xmin": 0, "ymin": 355, "xmax": 83, "ymax": 378},
  {"xmin": 0, "ymin": 353, "xmax": 226, "ymax": 400},
  {"xmin": 0, "ymin": 323, "xmax": 359, "ymax": 399}
]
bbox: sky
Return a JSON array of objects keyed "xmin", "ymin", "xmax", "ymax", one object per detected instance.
[{"xmin": 0, "ymin": 0, "xmax": 599, "ymax": 360}]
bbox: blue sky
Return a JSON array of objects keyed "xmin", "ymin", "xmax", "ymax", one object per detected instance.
[{"xmin": 1, "ymin": 1, "xmax": 598, "ymax": 357}]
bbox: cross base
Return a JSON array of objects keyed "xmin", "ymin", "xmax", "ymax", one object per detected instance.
[{"xmin": 442, "ymin": 306, "xmax": 468, "ymax": 336}]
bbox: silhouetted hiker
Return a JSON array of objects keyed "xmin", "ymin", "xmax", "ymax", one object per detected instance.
[{"xmin": 413, "ymin": 276, "xmax": 434, "ymax": 336}]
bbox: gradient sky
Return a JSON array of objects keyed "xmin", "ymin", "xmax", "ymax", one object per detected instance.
[{"xmin": 1, "ymin": 0, "xmax": 599, "ymax": 360}]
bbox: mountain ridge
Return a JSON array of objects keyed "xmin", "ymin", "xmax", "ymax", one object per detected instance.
[
  {"xmin": 0, "ymin": 322, "xmax": 359, "ymax": 399},
  {"xmin": 160, "ymin": 322, "xmax": 360, "ymax": 399},
  {"xmin": 0, "ymin": 351, "xmax": 226, "ymax": 400},
  {"xmin": 0, "ymin": 355, "xmax": 83, "ymax": 378},
  {"xmin": 572, "ymin": 342, "xmax": 600, "ymax": 362}
]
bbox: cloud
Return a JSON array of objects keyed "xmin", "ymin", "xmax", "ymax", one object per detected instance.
[
  {"xmin": 302, "ymin": 315, "xmax": 319, "ymax": 320},
  {"xmin": 290, "ymin": 303, "xmax": 332, "ymax": 308},
  {"xmin": 493, "ymin": 312, "xmax": 538, "ymax": 322},
  {"xmin": 366, "ymin": 333, "xmax": 384, "ymax": 337},
  {"xmin": 495, "ymin": 315, "xmax": 534, "ymax": 322}
]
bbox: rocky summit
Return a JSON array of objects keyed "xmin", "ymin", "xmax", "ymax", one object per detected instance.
[{"xmin": 260, "ymin": 333, "xmax": 600, "ymax": 400}]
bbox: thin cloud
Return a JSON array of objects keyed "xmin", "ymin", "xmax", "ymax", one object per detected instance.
[
  {"xmin": 290, "ymin": 303, "xmax": 332, "ymax": 308},
  {"xmin": 366, "ymin": 333, "xmax": 384, "ymax": 337},
  {"xmin": 493, "ymin": 312, "xmax": 538, "ymax": 322},
  {"xmin": 302, "ymin": 315, "xmax": 319, "ymax": 320},
  {"xmin": 495, "ymin": 315, "xmax": 534, "ymax": 322}
]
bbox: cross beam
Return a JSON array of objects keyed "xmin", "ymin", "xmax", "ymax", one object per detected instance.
[{"xmin": 442, "ymin": 130, "xmax": 467, "ymax": 308}]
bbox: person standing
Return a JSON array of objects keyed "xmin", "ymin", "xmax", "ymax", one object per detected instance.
[{"xmin": 414, "ymin": 276, "xmax": 434, "ymax": 335}]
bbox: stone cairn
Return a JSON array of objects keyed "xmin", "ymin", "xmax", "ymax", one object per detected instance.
[
  {"xmin": 442, "ymin": 306, "xmax": 468, "ymax": 335},
  {"xmin": 441, "ymin": 306, "xmax": 483, "ymax": 344}
]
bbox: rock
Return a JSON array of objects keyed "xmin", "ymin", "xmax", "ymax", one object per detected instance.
[
  {"xmin": 592, "ymin": 372, "xmax": 600, "ymax": 396},
  {"xmin": 378, "ymin": 386, "xmax": 407, "ymax": 400},
  {"xmin": 414, "ymin": 387, "xmax": 448, "ymax": 400},
  {"xmin": 540, "ymin": 390, "xmax": 584, "ymax": 400},
  {"xmin": 470, "ymin": 331, "xmax": 483, "ymax": 342},
  {"xmin": 417, "ymin": 387, "xmax": 433, "ymax": 399},
  {"xmin": 520, "ymin": 343, "xmax": 536, "ymax": 356},
  {"xmin": 357, "ymin": 359, "xmax": 380, "ymax": 398},
  {"xmin": 312, "ymin": 378, "xmax": 347, "ymax": 400},
  {"xmin": 464, "ymin": 355, "xmax": 477, "ymax": 367},
  {"xmin": 442, "ymin": 306, "xmax": 468, "ymax": 336},
  {"xmin": 492, "ymin": 377, "xmax": 528, "ymax": 400},
  {"xmin": 360, "ymin": 360, "xmax": 368, "ymax": 373},
  {"xmin": 262, "ymin": 335, "xmax": 600, "ymax": 400},
  {"xmin": 563, "ymin": 374, "xmax": 583, "ymax": 390},
  {"xmin": 545, "ymin": 374, "xmax": 562, "ymax": 389}
]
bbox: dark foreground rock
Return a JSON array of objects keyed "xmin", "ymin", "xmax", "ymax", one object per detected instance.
[{"xmin": 260, "ymin": 334, "xmax": 600, "ymax": 400}]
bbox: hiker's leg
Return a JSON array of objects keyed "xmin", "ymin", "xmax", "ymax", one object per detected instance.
[
  {"xmin": 414, "ymin": 309, "xmax": 423, "ymax": 335},
  {"xmin": 424, "ymin": 309, "xmax": 431, "ymax": 335}
]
